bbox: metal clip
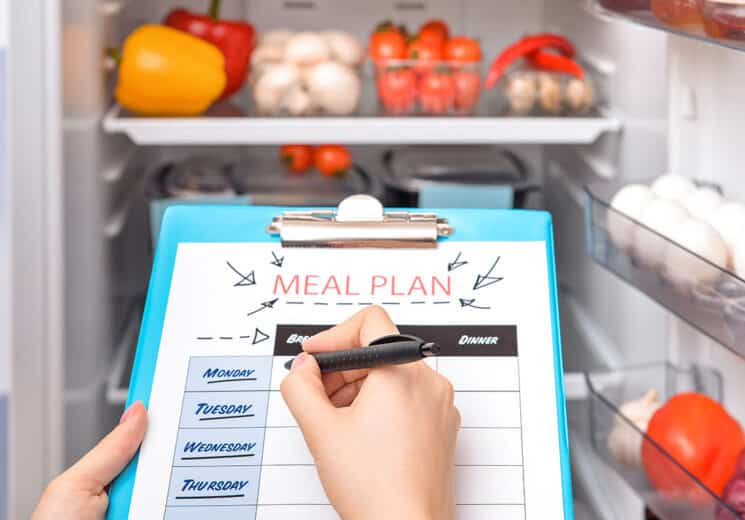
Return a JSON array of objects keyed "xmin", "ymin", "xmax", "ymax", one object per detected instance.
[{"xmin": 266, "ymin": 194, "xmax": 453, "ymax": 248}]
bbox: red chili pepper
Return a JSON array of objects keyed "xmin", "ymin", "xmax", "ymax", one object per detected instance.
[
  {"xmin": 526, "ymin": 50, "xmax": 584, "ymax": 79},
  {"xmin": 485, "ymin": 33, "xmax": 576, "ymax": 88},
  {"xmin": 164, "ymin": 0, "xmax": 255, "ymax": 99}
]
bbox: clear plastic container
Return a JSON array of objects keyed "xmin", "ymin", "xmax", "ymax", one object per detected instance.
[
  {"xmin": 651, "ymin": 0, "xmax": 704, "ymax": 27},
  {"xmin": 502, "ymin": 70, "xmax": 595, "ymax": 116},
  {"xmin": 598, "ymin": 0, "xmax": 652, "ymax": 11},
  {"xmin": 374, "ymin": 60, "xmax": 482, "ymax": 116},
  {"xmin": 702, "ymin": 0, "xmax": 745, "ymax": 39}
]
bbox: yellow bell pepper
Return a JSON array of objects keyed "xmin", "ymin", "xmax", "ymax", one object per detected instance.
[{"xmin": 115, "ymin": 25, "xmax": 227, "ymax": 116}]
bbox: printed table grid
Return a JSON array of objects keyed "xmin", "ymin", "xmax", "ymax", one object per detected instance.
[{"xmin": 163, "ymin": 352, "xmax": 525, "ymax": 519}]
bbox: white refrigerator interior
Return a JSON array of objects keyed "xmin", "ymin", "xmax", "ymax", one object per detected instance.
[{"xmin": 5, "ymin": 0, "xmax": 745, "ymax": 519}]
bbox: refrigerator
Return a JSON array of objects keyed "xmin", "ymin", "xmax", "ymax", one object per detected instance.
[{"xmin": 4, "ymin": 0, "xmax": 745, "ymax": 518}]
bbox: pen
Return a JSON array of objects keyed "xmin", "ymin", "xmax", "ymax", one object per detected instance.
[{"xmin": 283, "ymin": 334, "xmax": 440, "ymax": 373}]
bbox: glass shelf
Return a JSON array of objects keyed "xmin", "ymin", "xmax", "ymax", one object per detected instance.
[
  {"xmin": 585, "ymin": 181, "xmax": 745, "ymax": 361},
  {"xmin": 585, "ymin": 363, "xmax": 744, "ymax": 519},
  {"xmin": 593, "ymin": 1, "xmax": 745, "ymax": 54}
]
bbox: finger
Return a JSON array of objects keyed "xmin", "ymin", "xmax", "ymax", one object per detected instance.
[
  {"xmin": 66, "ymin": 401, "xmax": 148, "ymax": 492},
  {"xmin": 329, "ymin": 379, "xmax": 365, "ymax": 407},
  {"xmin": 280, "ymin": 353, "xmax": 337, "ymax": 445}
]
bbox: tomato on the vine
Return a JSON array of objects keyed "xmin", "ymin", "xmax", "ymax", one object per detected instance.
[
  {"xmin": 407, "ymin": 38, "xmax": 443, "ymax": 73},
  {"xmin": 444, "ymin": 36, "xmax": 482, "ymax": 63},
  {"xmin": 453, "ymin": 70, "xmax": 481, "ymax": 112},
  {"xmin": 377, "ymin": 67, "xmax": 417, "ymax": 115},
  {"xmin": 314, "ymin": 145, "xmax": 352, "ymax": 177},
  {"xmin": 418, "ymin": 19, "xmax": 449, "ymax": 47},
  {"xmin": 279, "ymin": 144, "xmax": 314, "ymax": 173},
  {"xmin": 369, "ymin": 27, "xmax": 407, "ymax": 62},
  {"xmin": 419, "ymin": 70, "xmax": 456, "ymax": 114}
]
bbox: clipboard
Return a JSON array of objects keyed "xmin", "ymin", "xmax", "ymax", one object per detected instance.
[{"xmin": 107, "ymin": 195, "xmax": 573, "ymax": 520}]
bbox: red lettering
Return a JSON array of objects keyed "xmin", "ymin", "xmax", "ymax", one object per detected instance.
[
  {"xmin": 371, "ymin": 275, "xmax": 386, "ymax": 295},
  {"xmin": 304, "ymin": 275, "xmax": 319, "ymax": 296},
  {"xmin": 322, "ymin": 275, "xmax": 341, "ymax": 296},
  {"xmin": 408, "ymin": 276, "xmax": 427, "ymax": 296},
  {"xmin": 391, "ymin": 276, "xmax": 405, "ymax": 296},
  {"xmin": 345, "ymin": 276, "xmax": 360, "ymax": 296},
  {"xmin": 432, "ymin": 276, "xmax": 451, "ymax": 296},
  {"xmin": 273, "ymin": 275, "xmax": 299, "ymax": 295}
]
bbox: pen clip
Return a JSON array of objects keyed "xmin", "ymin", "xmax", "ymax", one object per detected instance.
[{"xmin": 367, "ymin": 334, "xmax": 423, "ymax": 347}]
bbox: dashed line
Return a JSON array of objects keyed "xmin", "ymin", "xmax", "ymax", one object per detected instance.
[
  {"xmin": 358, "ymin": 302, "xmax": 373, "ymax": 306},
  {"xmin": 433, "ymin": 301, "xmax": 450, "ymax": 305},
  {"xmin": 336, "ymin": 302, "xmax": 354, "ymax": 306},
  {"xmin": 286, "ymin": 301, "xmax": 303, "ymax": 305},
  {"xmin": 314, "ymin": 302, "xmax": 329, "ymax": 306},
  {"xmin": 381, "ymin": 302, "xmax": 401, "ymax": 305},
  {"xmin": 411, "ymin": 301, "xmax": 425, "ymax": 304},
  {"xmin": 239, "ymin": 335, "xmax": 251, "ymax": 339},
  {"xmin": 219, "ymin": 336, "xmax": 233, "ymax": 340},
  {"xmin": 197, "ymin": 337, "xmax": 213, "ymax": 340}
]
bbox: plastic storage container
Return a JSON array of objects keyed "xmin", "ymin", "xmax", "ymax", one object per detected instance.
[
  {"xmin": 502, "ymin": 70, "xmax": 595, "ymax": 116},
  {"xmin": 702, "ymin": 0, "xmax": 745, "ymax": 39},
  {"xmin": 651, "ymin": 0, "xmax": 704, "ymax": 27},
  {"xmin": 374, "ymin": 61, "xmax": 482, "ymax": 116}
]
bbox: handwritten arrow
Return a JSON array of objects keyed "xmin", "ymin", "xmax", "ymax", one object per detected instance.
[
  {"xmin": 473, "ymin": 257, "xmax": 504, "ymax": 291},
  {"xmin": 270, "ymin": 251, "xmax": 284, "ymax": 268},
  {"xmin": 252, "ymin": 328, "xmax": 270, "ymax": 345},
  {"xmin": 226, "ymin": 261, "xmax": 256, "ymax": 287},
  {"xmin": 448, "ymin": 252, "xmax": 468, "ymax": 272},
  {"xmin": 459, "ymin": 298, "xmax": 491, "ymax": 310},
  {"xmin": 247, "ymin": 298, "xmax": 279, "ymax": 317}
]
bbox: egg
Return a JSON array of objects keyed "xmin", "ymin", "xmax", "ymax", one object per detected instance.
[
  {"xmin": 663, "ymin": 218, "xmax": 728, "ymax": 287},
  {"xmin": 634, "ymin": 198, "xmax": 689, "ymax": 267},
  {"xmin": 683, "ymin": 187, "xmax": 724, "ymax": 221},
  {"xmin": 607, "ymin": 184, "xmax": 656, "ymax": 251},
  {"xmin": 651, "ymin": 174, "xmax": 696, "ymax": 203},
  {"xmin": 709, "ymin": 202, "xmax": 745, "ymax": 266}
]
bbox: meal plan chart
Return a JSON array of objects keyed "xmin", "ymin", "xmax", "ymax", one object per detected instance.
[{"xmin": 118, "ymin": 240, "xmax": 569, "ymax": 520}]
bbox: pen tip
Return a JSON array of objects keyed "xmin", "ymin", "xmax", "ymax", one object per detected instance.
[
  {"xmin": 421, "ymin": 342, "xmax": 440, "ymax": 357},
  {"xmin": 284, "ymin": 359, "xmax": 293, "ymax": 370}
]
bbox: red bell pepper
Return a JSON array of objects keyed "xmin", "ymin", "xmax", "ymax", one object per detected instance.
[{"xmin": 164, "ymin": 0, "xmax": 255, "ymax": 99}]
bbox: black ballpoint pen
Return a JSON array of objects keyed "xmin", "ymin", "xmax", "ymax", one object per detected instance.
[{"xmin": 283, "ymin": 334, "xmax": 440, "ymax": 373}]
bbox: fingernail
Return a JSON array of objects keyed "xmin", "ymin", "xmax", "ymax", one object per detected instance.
[
  {"xmin": 119, "ymin": 402, "xmax": 140, "ymax": 424},
  {"xmin": 291, "ymin": 352, "xmax": 308, "ymax": 370}
]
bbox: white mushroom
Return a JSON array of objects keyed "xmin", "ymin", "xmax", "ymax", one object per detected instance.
[
  {"xmin": 305, "ymin": 61, "xmax": 361, "ymax": 115},
  {"xmin": 252, "ymin": 63, "xmax": 301, "ymax": 114},
  {"xmin": 259, "ymin": 29, "xmax": 294, "ymax": 48},
  {"xmin": 322, "ymin": 30, "xmax": 364, "ymax": 67},
  {"xmin": 250, "ymin": 44, "xmax": 285, "ymax": 81},
  {"xmin": 281, "ymin": 84, "xmax": 315, "ymax": 116},
  {"xmin": 284, "ymin": 32, "xmax": 331, "ymax": 66}
]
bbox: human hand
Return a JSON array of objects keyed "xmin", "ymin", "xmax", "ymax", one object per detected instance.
[
  {"xmin": 31, "ymin": 401, "xmax": 148, "ymax": 520},
  {"xmin": 281, "ymin": 306, "xmax": 460, "ymax": 520}
]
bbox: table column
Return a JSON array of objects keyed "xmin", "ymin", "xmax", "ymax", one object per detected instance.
[{"xmin": 164, "ymin": 355, "xmax": 273, "ymax": 520}]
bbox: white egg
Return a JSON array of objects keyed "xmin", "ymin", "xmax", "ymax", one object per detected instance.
[
  {"xmin": 683, "ymin": 187, "xmax": 724, "ymax": 221},
  {"xmin": 708, "ymin": 202, "xmax": 745, "ymax": 266},
  {"xmin": 663, "ymin": 219, "xmax": 728, "ymax": 287},
  {"xmin": 634, "ymin": 199, "xmax": 689, "ymax": 267},
  {"xmin": 607, "ymin": 184, "xmax": 656, "ymax": 251},
  {"xmin": 651, "ymin": 174, "xmax": 696, "ymax": 203}
]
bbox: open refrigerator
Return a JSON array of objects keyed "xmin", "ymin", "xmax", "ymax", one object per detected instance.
[{"xmin": 7, "ymin": 0, "xmax": 745, "ymax": 518}]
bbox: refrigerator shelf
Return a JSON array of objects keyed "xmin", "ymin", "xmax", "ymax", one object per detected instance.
[
  {"xmin": 585, "ymin": 181, "xmax": 745, "ymax": 361},
  {"xmin": 593, "ymin": 1, "xmax": 745, "ymax": 54},
  {"xmin": 585, "ymin": 362, "xmax": 743, "ymax": 519},
  {"xmin": 102, "ymin": 103, "xmax": 621, "ymax": 146}
]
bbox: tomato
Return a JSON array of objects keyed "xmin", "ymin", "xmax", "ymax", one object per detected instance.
[
  {"xmin": 314, "ymin": 145, "xmax": 352, "ymax": 177},
  {"xmin": 642, "ymin": 393, "xmax": 745, "ymax": 502},
  {"xmin": 419, "ymin": 70, "xmax": 456, "ymax": 114},
  {"xmin": 377, "ymin": 67, "xmax": 417, "ymax": 115},
  {"xmin": 369, "ymin": 29, "xmax": 407, "ymax": 63},
  {"xmin": 444, "ymin": 36, "xmax": 482, "ymax": 63},
  {"xmin": 279, "ymin": 144, "xmax": 314, "ymax": 174},
  {"xmin": 419, "ymin": 19, "xmax": 450, "ymax": 46},
  {"xmin": 407, "ymin": 38, "xmax": 443, "ymax": 74},
  {"xmin": 453, "ymin": 69, "xmax": 481, "ymax": 113}
]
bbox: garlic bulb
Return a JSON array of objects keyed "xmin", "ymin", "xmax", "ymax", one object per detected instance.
[{"xmin": 607, "ymin": 389, "xmax": 661, "ymax": 468}]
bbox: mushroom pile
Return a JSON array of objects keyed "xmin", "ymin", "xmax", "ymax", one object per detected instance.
[{"xmin": 251, "ymin": 29, "xmax": 364, "ymax": 116}]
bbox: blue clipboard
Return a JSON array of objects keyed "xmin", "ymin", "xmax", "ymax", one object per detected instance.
[{"xmin": 107, "ymin": 201, "xmax": 573, "ymax": 520}]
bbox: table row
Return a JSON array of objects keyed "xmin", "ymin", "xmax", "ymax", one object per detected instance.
[
  {"xmin": 165, "ymin": 465, "xmax": 525, "ymax": 507},
  {"xmin": 186, "ymin": 355, "xmax": 520, "ymax": 392},
  {"xmin": 177, "ymin": 390, "xmax": 522, "ymax": 429},
  {"xmin": 173, "ymin": 427, "xmax": 523, "ymax": 467}
]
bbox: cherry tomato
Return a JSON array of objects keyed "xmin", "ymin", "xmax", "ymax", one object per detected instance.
[
  {"xmin": 314, "ymin": 145, "xmax": 352, "ymax": 177},
  {"xmin": 369, "ymin": 29, "xmax": 407, "ymax": 63},
  {"xmin": 453, "ymin": 69, "xmax": 481, "ymax": 113},
  {"xmin": 376, "ymin": 67, "xmax": 417, "ymax": 115},
  {"xmin": 279, "ymin": 144, "xmax": 314, "ymax": 174},
  {"xmin": 643, "ymin": 393, "xmax": 745, "ymax": 502},
  {"xmin": 419, "ymin": 70, "xmax": 456, "ymax": 114},
  {"xmin": 419, "ymin": 19, "xmax": 450, "ymax": 46},
  {"xmin": 444, "ymin": 36, "xmax": 482, "ymax": 63},
  {"xmin": 407, "ymin": 38, "xmax": 443, "ymax": 73}
]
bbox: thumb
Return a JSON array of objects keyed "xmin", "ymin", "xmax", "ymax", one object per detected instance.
[
  {"xmin": 67, "ymin": 401, "xmax": 148, "ymax": 492},
  {"xmin": 280, "ymin": 353, "xmax": 337, "ymax": 447}
]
